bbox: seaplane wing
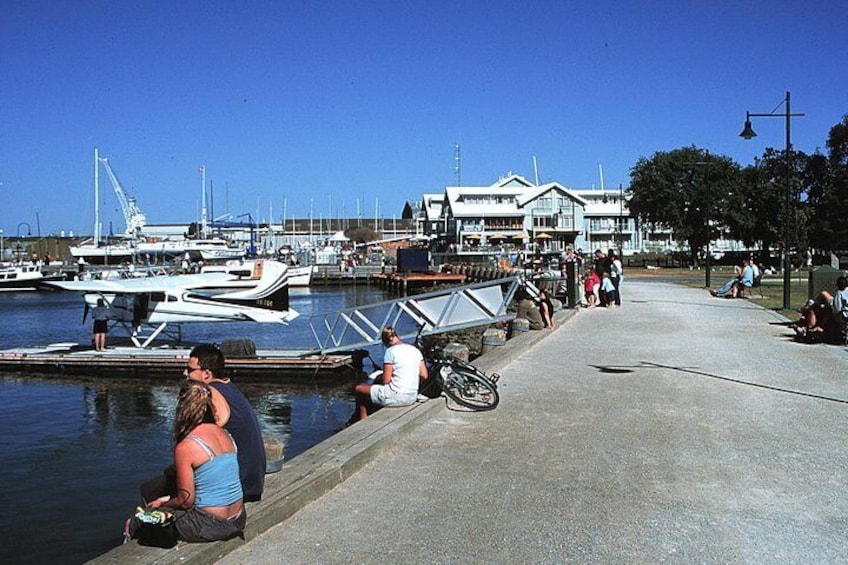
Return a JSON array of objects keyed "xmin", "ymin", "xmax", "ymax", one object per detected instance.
[
  {"xmin": 45, "ymin": 271, "xmax": 236, "ymax": 294},
  {"xmin": 50, "ymin": 260, "xmax": 298, "ymax": 347}
]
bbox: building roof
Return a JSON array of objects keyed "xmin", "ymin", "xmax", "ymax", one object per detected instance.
[
  {"xmin": 443, "ymin": 186, "xmax": 526, "ymax": 218},
  {"xmin": 421, "ymin": 193, "xmax": 444, "ymax": 220},
  {"xmin": 516, "ymin": 182, "xmax": 589, "ymax": 207}
]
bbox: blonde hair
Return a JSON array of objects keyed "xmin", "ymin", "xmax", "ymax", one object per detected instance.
[
  {"xmin": 381, "ymin": 326, "xmax": 398, "ymax": 347},
  {"xmin": 173, "ymin": 380, "xmax": 216, "ymax": 443}
]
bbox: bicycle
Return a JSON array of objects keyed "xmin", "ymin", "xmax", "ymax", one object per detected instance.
[
  {"xmin": 364, "ymin": 326, "xmax": 501, "ymax": 411},
  {"xmin": 419, "ymin": 339, "xmax": 501, "ymax": 411}
]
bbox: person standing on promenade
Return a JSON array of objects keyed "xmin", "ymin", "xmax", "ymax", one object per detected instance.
[
  {"xmin": 593, "ymin": 249, "xmax": 611, "ymax": 306},
  {"xmin": 186, "ymin": 344, "xmax": 266, "ymax": 502},
  {"xmin": 92, "ymin": 298, "xmax": 109, "ymax": 351},
  {"xmin": 584, "ymin": 267, "xmax": 600, "ymax": 308},
  {"xmin": 349, "ymin": 326, "xmax": 428, "ymax": 424},
  {"xmin": 610, "ymin": 251, "xmax": 623, "ymax": 306}
]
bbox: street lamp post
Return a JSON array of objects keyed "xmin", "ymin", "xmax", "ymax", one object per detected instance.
[
  {"xmin": 618, "ymin": 183, "xmax": 624, "ymax": 255},
  {"xmin": 0, "ymin": 229, "xmax": 4, "ymax": 263},
  {"xmin": 683, "ymin": 157, "xmax": 716, "ymax": 287},
  {"xmin": 740, "ymin": 91, "xmax": 805, "ymax": 310}
]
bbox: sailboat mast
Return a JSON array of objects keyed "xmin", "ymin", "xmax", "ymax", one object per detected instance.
[
  {"xmin": 199, "ymin": 165, "xmax": 207, "ymax": 237},
  {"xmin": 532, "ymin": 155, "xmax": 540, "ymax": 185},
  {"xmin": 94, "ymin": 147, "xmax": 100, "ymax": 245}
]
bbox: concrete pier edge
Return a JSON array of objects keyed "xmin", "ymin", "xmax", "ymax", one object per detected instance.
[{"xmin": 88, "ymin": 308, "xmax": 577, "ymax": 564}]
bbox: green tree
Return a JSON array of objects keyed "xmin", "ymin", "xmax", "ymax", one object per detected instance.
[
  {"xmin": 809, "ymin": 115, "xmax": 848, "ymax": 251},
  {"xmin": 629, "ymin": 146, "xmax": 742, "ymax": 265},
  {"xmin": 740, "ymin": 147, "xmax": 814, "ymax": 265}
]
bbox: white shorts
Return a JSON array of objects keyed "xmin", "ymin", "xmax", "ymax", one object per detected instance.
[{"xmin": 370, "ymin": 384, "xmax": 416, "ymax": 407}]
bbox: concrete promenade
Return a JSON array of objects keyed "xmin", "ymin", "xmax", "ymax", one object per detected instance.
[{"xmin": 220, "ymin": 281, "xmax": 848, "ymax": 564}]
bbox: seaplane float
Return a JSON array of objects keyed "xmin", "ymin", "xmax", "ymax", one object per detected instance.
[{"xmin": 44, "ymin": 259, "xmax": 298, "ymax": 347}]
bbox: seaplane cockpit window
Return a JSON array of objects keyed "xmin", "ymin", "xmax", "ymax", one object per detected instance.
[
  {"xmin": 151, "ymin": 292, "xmax": 166, "ymax": 302},
  {"xmin": 166, "ymin": 293, "xmax": 178, "ymax": 302}
]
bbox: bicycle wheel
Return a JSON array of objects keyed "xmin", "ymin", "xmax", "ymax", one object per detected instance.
[
  {"xmin": 442, "ymin": 356, "xmax": 500, "ymax": 386},
  {"xmin": 438, "ymin": 363, "xmax": 500, "ymax": 411}
]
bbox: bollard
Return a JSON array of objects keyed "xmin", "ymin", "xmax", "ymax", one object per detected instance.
[
  {"xmin": 511, "ymin": 317, "xmax": 530, "ymax": 335},
  {"xmin": 264, "ymin": 434, "xmax": 286, "ymax": 474},
  {"xmin": 481, "ymin": 328, "xmax": 507, "ymax": 355},
  {"xmin": 442, "ymin": 342, "xmax": 470, "ymax": 362}
]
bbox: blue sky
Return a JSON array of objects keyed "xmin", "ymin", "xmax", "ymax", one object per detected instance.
[{"xmin": 2, "ymin": 1, "xmax": 846, "ymax": 237}]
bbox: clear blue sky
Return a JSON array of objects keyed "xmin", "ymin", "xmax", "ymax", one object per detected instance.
[{"xmin": 2, "ymin": 1, "xmax": 846, "ymax": 237}]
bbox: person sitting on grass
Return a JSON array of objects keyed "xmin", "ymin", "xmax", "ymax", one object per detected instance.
[
  {"xmin": 710, "ymin": 259, "xmax": 754, "ymax": 298},
  {"xmin": 730, "ymin": 258, "xmax": 756, "ymax": 298},
  {"xmin": 793, "ymin": 276, "xmax": 848, "ymax": 343}
]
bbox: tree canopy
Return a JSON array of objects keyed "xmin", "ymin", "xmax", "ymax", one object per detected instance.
[
  {"xmin": 627, "ymin": 113, "xmax": 848, "ymax": 263},
  {"xmin": 628, "ymin": 146, "xmax": 742, "ymax": 264}
]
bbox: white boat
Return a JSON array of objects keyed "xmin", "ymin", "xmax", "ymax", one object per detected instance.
[
  {"xmin": 184, "ymin": 238, "xmax": 245, "ymax": 261},
  {"xmin": 69, "ymin": 241, "xmax": 135, "ymax": 265},
  {"xmin": 0, "ymin": 264, "xmax": 63, "ymax": 291},
  {"xmin": 71, "ymin": 149, "xmax": 246, "ymax": 265},
  {"xmin": 287, "ymin": 265, "xmax": 315, "ymax": 287},
  {"xmin": 203, "ymin": 260, "xmax": 314, "ymax": 287},
  {"xmin": 71, "ymin": 237, "xmax": 246, "ymax": 265}
]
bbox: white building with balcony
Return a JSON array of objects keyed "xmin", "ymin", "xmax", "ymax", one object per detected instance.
[{"xmin": 423, "ymin": 174, "xmax": 589, "ymax": 259}]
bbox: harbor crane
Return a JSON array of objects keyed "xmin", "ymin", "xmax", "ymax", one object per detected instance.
[{"xmin": 97, "ymin": 154, "xmax": 147, "ymax": 238}]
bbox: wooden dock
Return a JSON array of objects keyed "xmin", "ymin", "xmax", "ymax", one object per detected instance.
[
  {"xmin": 0, "ymin": 343, "xmax": 364, "ymax": 381},
  {"xmin": 371, "ymin": 272, "xmax": 467, "ymax": 294}
]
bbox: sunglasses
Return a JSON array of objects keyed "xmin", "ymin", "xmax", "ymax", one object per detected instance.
[{"xmin": 184, "ymin": 364, "xmax": 204, "ymax": 374}]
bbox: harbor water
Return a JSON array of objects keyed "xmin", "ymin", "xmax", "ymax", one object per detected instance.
[{"xmin": 0, "ymin": 285, "xmax": 388, "ymax": 564}]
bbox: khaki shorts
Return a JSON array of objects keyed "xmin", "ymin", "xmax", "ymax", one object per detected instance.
[{"xmin": 369, "ymin": 384, "xmax": 416, "ymax": 407}]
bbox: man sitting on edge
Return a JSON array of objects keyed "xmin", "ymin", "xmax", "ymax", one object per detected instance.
[
  {"xmin": 184, "ymin": 344, "xmax": 267, "ymax": 502},
  {"xmin": 140, "ymin": 344, "xmax": 267, "ymax": 505}
]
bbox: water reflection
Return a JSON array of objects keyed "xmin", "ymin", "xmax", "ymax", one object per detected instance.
[
  {"xmin": 0, "ymin": 284, "xmax": 384, "ymax": 563},
  {"xmin": 0, "ymin": 374, "xmax": 355, "ymax": 564}
]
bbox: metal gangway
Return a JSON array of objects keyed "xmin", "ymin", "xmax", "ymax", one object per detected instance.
[{"xmin": 307, "ymin": 275, "xmax": 535, "ymax": 354}]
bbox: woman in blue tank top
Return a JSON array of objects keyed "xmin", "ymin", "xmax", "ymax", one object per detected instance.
[{"xmin": 144, "ymin": 380, "xmax": 246, "ymax": 542}]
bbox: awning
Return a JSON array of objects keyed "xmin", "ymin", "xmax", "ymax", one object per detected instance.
[
  {"xmin": 487, "ymin": 233, "xmax": 507, "ymax": 239},
  {"xmin": 535, "ymin": 233, "xmax": 553, "ymax": 239}
]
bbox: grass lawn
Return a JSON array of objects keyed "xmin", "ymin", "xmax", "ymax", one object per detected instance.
[{"xmin": 625, "ymin": 266, "xmax": 814, "ymax": 320}]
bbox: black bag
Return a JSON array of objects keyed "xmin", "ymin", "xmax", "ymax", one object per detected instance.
[
  {"xmin": 125, "ymin": 508, "xmax": 179, "ymax": 548},
  {"xmin": 418, "ymin": 366, "xmax": 444, "ymax": 399}
]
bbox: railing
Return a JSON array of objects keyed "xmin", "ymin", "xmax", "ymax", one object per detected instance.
[{"xmin": 307, "ymin": 276, "xmax": 524, "ymax": 354}]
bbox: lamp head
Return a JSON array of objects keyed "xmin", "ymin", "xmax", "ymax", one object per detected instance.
[{"xmin": 739, "ymin": 115, "xmax": 757, "ymax": 140}]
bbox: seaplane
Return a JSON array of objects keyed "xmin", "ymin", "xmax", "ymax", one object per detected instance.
[{"xmin": 45, "ymin": 259, "xmax": 299, "ymax": 347}]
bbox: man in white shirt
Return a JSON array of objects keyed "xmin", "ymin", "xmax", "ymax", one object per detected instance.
[{"xmin": 350, "ymin": 326, "xmax": 429, "ymax": 423}]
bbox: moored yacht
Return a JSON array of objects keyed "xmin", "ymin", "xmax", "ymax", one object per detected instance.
[{"xmin": 0, "ymin": 264, "xmax": 64, "ymax": 291}]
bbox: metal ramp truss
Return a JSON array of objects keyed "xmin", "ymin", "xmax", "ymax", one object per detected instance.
[{"xmin": 308, "ymin": 276, "xmax": 531, "ymax": 354}]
